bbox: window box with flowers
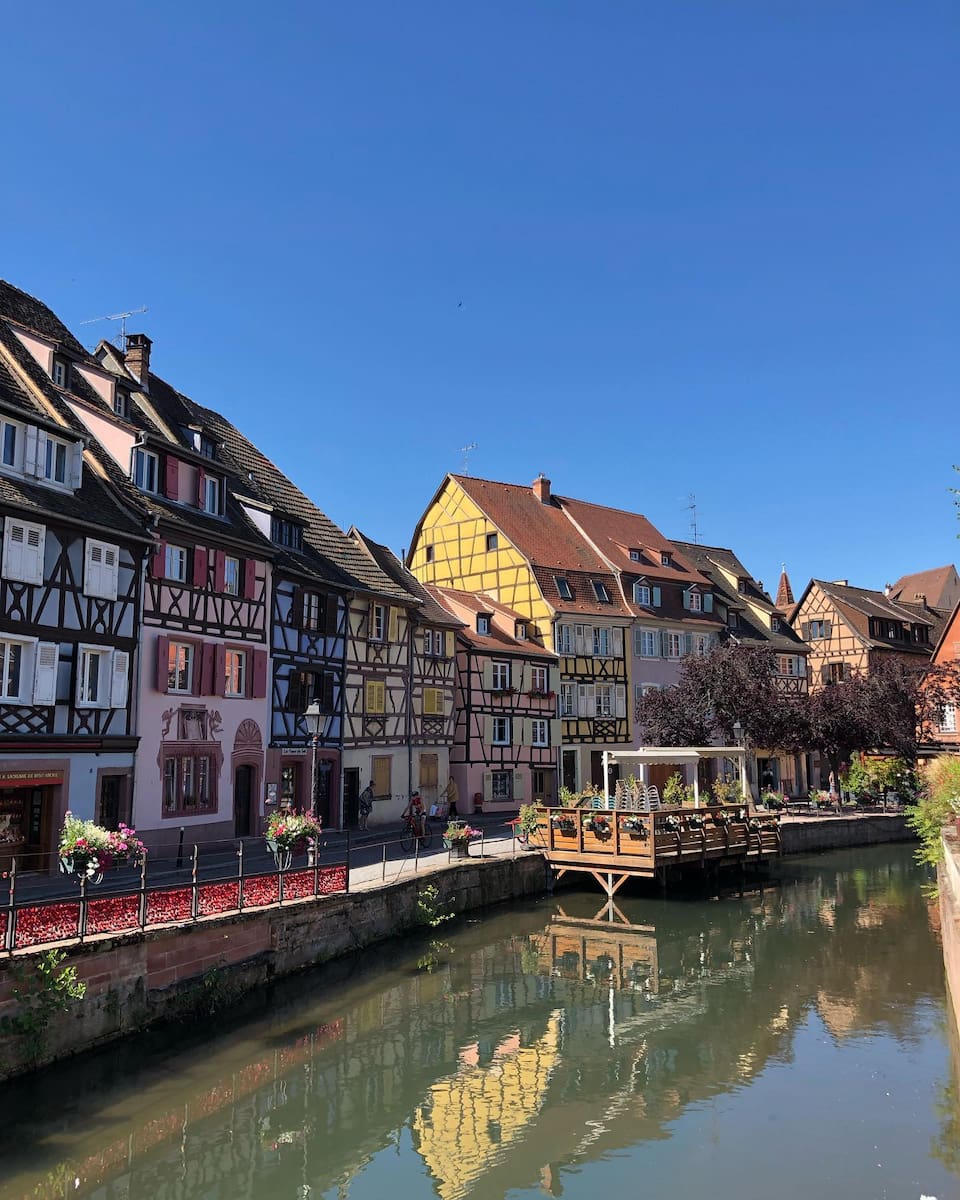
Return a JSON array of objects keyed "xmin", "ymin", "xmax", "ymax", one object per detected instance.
[
  {"xmin": 59, "ymin": 813, "xmax": 145, "ymax": 885},
  {"xmin": 443, "ymin": 820, "xmax": 481, "ymax": 857},
  {"xmin": 526, "ymin": 689, "xmax": 555, "ymax": 701}
]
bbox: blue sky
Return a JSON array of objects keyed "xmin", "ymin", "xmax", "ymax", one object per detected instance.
[{"xmin": 2, "ymin": 2, "xmax": 957, "ymax": 596}]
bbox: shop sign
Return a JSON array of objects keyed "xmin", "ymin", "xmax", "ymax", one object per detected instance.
[{"xmin": 0, "ymin": 770, "xmax": 64, "ymax": 788}]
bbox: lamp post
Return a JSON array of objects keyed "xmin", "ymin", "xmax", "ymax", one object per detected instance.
[{"xmin": 304, "ymin": 702, "xmax": 323, "ymax": 820}]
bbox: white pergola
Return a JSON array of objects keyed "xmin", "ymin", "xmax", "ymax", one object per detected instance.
[{"xmin": 601, "ymin": 746, "xmax": 749, "ymax": 809}]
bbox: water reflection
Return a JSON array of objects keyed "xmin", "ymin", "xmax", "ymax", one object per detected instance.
[{"xmin": 0, "ymin": 846, "xmax": 954, "ymax": 1200}]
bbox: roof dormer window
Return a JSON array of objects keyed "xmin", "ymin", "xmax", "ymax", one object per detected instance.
[
  {"xmin": 738, "ymin": 578, "xmax": 748, "ymax": 594},
  {"xmin": 52, "ymin": 358, "xmax": 68, "ymax": 389},
  {"xmin": 271, "ymin": 516, "xmax": 303, "ymax": 550},
  {"xmin": 555, "ymin": 577, "xmax": 573, "ymax": 601},
  {"xmin": 771, "ymin": 616, "xmax": 781, "ymax": 632},
  {"xmin": 202, "ymin": 475, "xmax": 222, "ymax": 516},
  {"xmin": 661, "ymin": 552, "xmax": 672, "ymax": 567},
  {"xmin": 477, "ymin": 614, "xmax": 490, "ymax": 636},
  {"xmin": 515, "ymin": 621, "xmax": 527, "ymax": 640},
  {"xmin": 196, "ymin": 433, "xmax": 217, "ymax": 460},
  {"xmin": 113, "ymin": 389, "xmax": 129, "ymax": 419},
  {"xmin": 629, "ymin": 548, "xmax": 642, "ymax": 562},
  {"xmin": 592, "ymin": 579, "xmax": 611, "ymax": 603},
  {"xmin": 133, "ymin": 447, "xmax": 159, "ymax": 494}
]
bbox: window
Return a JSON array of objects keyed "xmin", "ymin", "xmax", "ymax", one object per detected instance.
[
  {"xmin": 287, "ymin": 669, "xmax": 335, "ymax": 713},
  {"xmin": 486, "ymin": 532, "xmax": 498, "ymax": 552},
  {"xmin": 778, "ymin": 655, "xmax": 801, "ymax": 676},
  {"xmin": 687, "ymin": 590, "xmax": 703, "ymax": 612},
  {"xmin": 202, "ymin": 476, "xmax": 221, "ymax": 515},
  {"xmin": 728, "ymin": 611, "xmax": 738, "ymax": 629},
  {"xmin": 635, "ymin": 629, "xmax": 658, "ymax": 658},
  {"xmin": 667, "ymin": 632, "xmax": 683, "ymax": 659},
  {"xmin": 477, "ymin": 615, "xmax": 490, "ymax": 636},
  {"xmin": 224, "ymin": 649, "xmax": 246, "ymax": 697},
  {"xmin": 629, "ymin": 549, "xmax": 641, "ymax": 562},
  {"xmin": 42, "ymin": 436, "xmax": 68, "ymax": 484},
  {"xmin": 738, "ymin": 578, "xmax": 748, "ymax": 594},
  {"xmin": 2, "ymin": 519, "xmax": 45, "ymax": 585},
  {"xmin": 531, "ymin": 718, "xmax": 548, "ymax": 747},
  {"xmin": 83, "ymin": 539, "xmax": 119, "ymax": 601},
  {"xmin": 365, "ymin": 678, "xmax": 386, "ymax": 713},
  {"xmin": 77, "ymin": 647, "xmax": 110, "ymax": 707},
  {"xmin": 559, "ymin": 683, "xmax": 575, "ymax": 716},
  {"xmin": 423, "ymin": 687, "xmax": 444, "ymax": 715},
  {"xmin": 531, "ymin": 665, "xmax": 548, "ymax": 692},
  {"xmin": 162, "ymin": 754, "xmax": 215, "ymax": 816},
  {"xmin": 491, "ymin": 717, "xmax": 511, "ymax": 745},
  {"xmin": 515, "ymin": 622, "xmax": 527, "ymax": 640},
  {"xmin": 1, "ymin": 418, "xmax": 20, "ymax": 469},
  {"xmin": 913, "ymin": 625, "xmax": 929, "ymax": 644},
  {"xmin": 133, "ymin": 448, "xmax": 159, "ymax": 493},
  {"xmin": 425, "ymin": 544, "xmax": 434, "ymax": 562},
  {"xmin": 197, "ymin": 435, "xmax": 217, "ymax": 460},
  {"xmin": 271, "ymin": 517, "xmax": 303, "ymax": 550},
  {"xmin": 886, "ymin": 622, "xmax": 900, "ymax": 639},
  {"xmin": 809, "ymin": 620, "xmax": 830, "ymax": 639},
  {"xmin": 633, "ymin": 582, "xmax": 651, "ymax": 606},
  {"xmin": 939, "ymin": 704, "xmax": 957, "ymax": 733},
  {"xmin": 52, "ymin": 359, "xmax": 67, "ymax": 388},
  {"xmin": 492, "ymin": 661, "xmax": 510, "ymax": 691},
  {"xmin": 280, "ymin": 764, "xmax": 299, "ymax": 808},
  {"xmin": 771, "ymin": 617, "xmax": 781, "ymax": 632},
  {"xmin": 554, "ymin": 577, "xmax": 573, "ymax": 601},
  {"xmin": 168, "ymin": 642, "xmax": 193, "ymax": 693},
  {"xmin": 491, "ymin": 770, "xmax": 513, "ymax": 801},
  {"xmin": 827, "ymin": 662, "xmax": 845, "ymax": 684},
  {"xmin": 693, "ymin": 633, "xmax": 712, "ymax": 657},
  {"xmin": 0, "ymin": 637, "xmax": 27, "ymax": 700},
  {"xmin": 661, "ymin": 552, "xmax": 672, "ymax": 567},
  {"xmin": 595, "ymin": 684, "xmax": 614, "ymax": 717},
  {"xmin": 223, "ymin": 556, "xmax": 240, "ymax": 596},
  {"xmin": 556, "ymin": 624, "xmax": 573, "ymax": 654},
  {"xmin": 370, "ymin": 604, "xmax": 386, "ymax": 641},
  {"xmin": 593, "ymin": 627, "xmax": 610, "ymax": 656},
  {"xmin": 302, "ymin": 591, "xmax": 321, "ymax": 631},
  {"xmin": 114, "ymin": 390, "xmax": 128, "ymax": 419},
  {"xmin": 592, "ymin": 579, "xmax": 611, "ymax": 603},
  {"xmin": 165, "ymin": 544, "xmax": 188, "ymax": 582}
]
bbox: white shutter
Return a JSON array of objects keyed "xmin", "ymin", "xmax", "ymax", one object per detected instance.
[
  {"xmin": 32, "ymin": 642, "xmax": 58, "ymax": 705},
  {"xmin": 516, "ymin": 717, "xmax": 527, "ymax": 745},
  {"xmin": 84, "ymin": 540, "xmax": 102, "ymax": 597},
  {"xmin": 484, "ymin": 715, "xmax": 492, "ymax": 745},
  {"xmin": 703, "ymin": 593, "xmax": 714, "ymax": 613},
  {"xmin": 482, "ymin": 660, "xmax": 493, "ymax": 691},
  {"xmin": 25, "ymin": 524, "xmax": 44, "ymax": 585},
  {"xmin": 684, "ymin": 633, "xmax": 694, "ymax": 657},
  {"xmin": 615, "ymin": 685, "xmax": 626, "ymax": 718},
  {"xmin": 445, "ymin": 631, "xmax": 455, "ymax": 658},
  {"xmin": 23, "ymin": 425, "xmax": 39, "ymax": 476},
  {"xmin": 483, "ymin": 771, "xmax": 494, "ymax": 803},
  {"xmin": 33, "ymin": 429, "xmax": 48, "ymax": 478},
  {"xmin": 577, "ymin": 683, "xmax": 588, "ymax": 716},
  {"xmin": 2, "ymin": 520, "xmax": 23, "ymax": 580},
  {"xmin": 652, "ymin": 586, "xmax": 662, "ymax": 607},
  {"xmin": 574, "ymin": 626, "xmax": 585, "ymax": 656},
  {"xmin": 682, "ymin": 590, "xmax": 690, "ymax": 610},
  {"xmin": 110, "ymin": 650, "xmax": 129, "ymax": 709},
  {"xmin": 513, "ymin": 771, "xmax": 524, "ymax": 801},
  {"xmin": 68, "ymin": 442, "xmax": 84, "ymax": 489},
  {"xmin": 550, "ymin": 717, "xmax": 562, "ymax": 745},
  {"xmin": 612, "ymin": 627, "xmax": 623, "ymax": 657},
  {"xmin": 584, "ymin": 626, "xmax": 594, "ymax": 656},
  {"xmin": 104, "ymin": 545, "xmax": 118, "ymax": 600},
  {"xmin": 5, "ymin": 521, "xmax": 46, "ymax": 585},
  {"xmin": 578, "ymin": 684, "xmax": 595, "ymax": 717}
]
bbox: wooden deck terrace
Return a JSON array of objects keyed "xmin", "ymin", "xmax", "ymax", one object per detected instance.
[{"xmin": 531, "ymin": 803, "xmax": 782, "ymax": 896}]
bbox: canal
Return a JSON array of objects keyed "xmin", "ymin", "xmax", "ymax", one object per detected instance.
[{"xmin": 0, "ymin": 844, "xmax": 957, "ymax": 1200}]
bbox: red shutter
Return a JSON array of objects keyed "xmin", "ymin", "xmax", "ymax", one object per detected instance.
[
  {"xmin": 214, "ymin": 549, "xmax": 226, "ymax": 592},
  {"xmin": 164, "ymin": 456, "xmax": 179, "ymax": 500},
  {"xmin": 243, "ymin": 559, "xmax": 257, "ymax": 600},
  {"xmin": 192, "ymin": 547, "xmax": 207, "ymax": 588},
  {"xmin": 196, "ymin": 467, "xmax": 206, "ymax": 508},
  {"xmin": 156, "ymin": 635, "xmax": 169, "ymax": 693},
  {"xmin": 196, "ymin": 642, "xmax": 215, "ymax": 695},
  {"xmin": 150, "ymin": 541, "xmax": 166, "ymax": 579},
  {"xmin": 214, "ymin": 644, "xmax": 226, "ymax": 697},
  {"xmin": 252, "ymin": 649, "xmax": 268, "ymax": 699}
]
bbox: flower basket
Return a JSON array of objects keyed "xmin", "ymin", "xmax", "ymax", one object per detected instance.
[
  {"xmin": 662, "ymin": 814, "xmax": 683, "ymax": 834},
  {"xmin": 620, "ymin": 817, "xmax": 648, "ymax": 839},
  {"xmin": 582, "ymin": 813, "xmax": 612, "ymax": 840},
  {"xmin": 265, "ymin": 811, "xmax": 322, "ymax": 867},
  {"xmin": 552, "ymin": 816, "xmax": 577, "ymax": 836},
  {"xmin": 443, "ymin": 821, "xmax": 480, "ymax": 856},
  {"xmin": 58, "ymin": 814, "xmax": 145, "ymax": 885}
]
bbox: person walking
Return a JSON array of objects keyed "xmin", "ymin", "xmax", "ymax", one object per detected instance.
[
  {"xmin": 358, "ymin": 782, "xmax": 374, "ymax": 831},
  {"xmin": 440, "ymin": 776, "xmax": 459, "ymax": 819}
]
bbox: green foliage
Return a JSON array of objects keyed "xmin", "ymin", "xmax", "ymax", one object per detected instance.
[
  {"xmin": 1, "ymin": 949, "xmax": 86, "ymax": 1061},
  {"xmin": 517, "ymin": 804, "xmax": 541, "ymax": 836},
  {"xmin": 558, "ymin": 786, "xmax": 579, "ymax": 809},
  {"xmin": 663, "ymin": 773, "xmax": 694, "ymax": 807},
  {"xmin": 907, "ymin": 754, "xmax": 960, "ymax": 880},
  {"xmin": 173, "ymin": 964, "xmax": 241, "ymax": 1020},
  {"xmin": 416, "ymin": 882, "xmax": 454, "ymax": 930},
  {"xmin": 710, "ymin": 778, "xmax": 741, "ymax": 805}
]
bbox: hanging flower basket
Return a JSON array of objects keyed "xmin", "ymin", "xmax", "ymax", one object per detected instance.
[
  {"xmin": 58, "ymin": 813, "xmax": 145, "ymax": 885},
  {"xmin": 443, "ymin": 821, "xmax": 481, "ymax": 855},
  {"xmin": 582, "ymin": 813, "xmax": 612, "ymax": 839},
  {"xmin": 551, "ymin": 816, "xmax": 577, "ymax": 836},
  {"xmin": 686, "ymin": 813, "xmax": 705, "ymax": 831},
  {"xmin": 265, "ymin": 811, "xmax": 322, "ymax": 868},
  {"xmin": 662, "ymin": 814, "xmax": 683, "ymax": 834}
]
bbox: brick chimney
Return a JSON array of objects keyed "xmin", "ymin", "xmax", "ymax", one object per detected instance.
[
  {"xmin": 883, "ymin": 582, "xmax": 892, "ymax": 597},
  {"xmin": 532, "ymin": 474, "xmax": 551, "ymax": 504},
  {"xmin": 124, "ymin": 333, "xmax": 152, "ymax": 387}
]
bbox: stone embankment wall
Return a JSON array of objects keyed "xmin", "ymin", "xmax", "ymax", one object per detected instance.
[
  {"xmin": 780, "ymin": 814, "xmax": 912, "ymax": 855},
  {"xmin": 0, "ymin": 854, "xmax": 547, "ymax": 1083},
  {"xmin": 939, "ymin": 829, "xmax": 960, "ymax": 1032}
]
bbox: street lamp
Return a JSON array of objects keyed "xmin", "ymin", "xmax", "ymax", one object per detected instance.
[
  {"xmin": 732, "ymin": 721, "xmax": 743, "ymax": 746},
  {"xmin": 304, "ymin": 702, "xmax": 324, "ymax": 819}
]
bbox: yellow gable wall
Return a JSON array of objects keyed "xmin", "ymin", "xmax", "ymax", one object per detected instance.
[{"xmin": 410, "ymin": 478, "xmax": 555, "ymax": 640}]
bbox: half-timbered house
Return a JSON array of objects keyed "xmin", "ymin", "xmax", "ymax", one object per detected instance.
[
  {"xmin": 0, "ymin": 282, "xmax": 150, "ymax": 868},
  {"xmin": 426, "ymin": 586, "xmax": 560, "ymax": 813},
  {"xmin": 408, "ymin": 474, "xmax": 632, "ymax": 796},
  {"xmin": 343, "ymin": 532, "xmax": 461, "ymax": 822},
  {"xmin": 924, "ymin": 598, "xmax": 960, "ymax": 751}
]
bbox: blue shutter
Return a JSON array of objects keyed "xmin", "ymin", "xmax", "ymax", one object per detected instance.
[
  {"xmin": 703, "ymin": 593, "xmax": 713, "ymax": 612},
  {"xmin": 652, "ymin": 586, "xmax": 661, "ymax": 607}
]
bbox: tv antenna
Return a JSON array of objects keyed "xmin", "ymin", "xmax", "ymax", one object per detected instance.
[
  {"xmin": 686, "ymin": 493, "xmax": 699, "ymax": 544},
  {"xmin": 79, "ymin": 306, "xmax": 148, "ymax": 349},
  {"xmin": 459, "ymin": 442, "xmax": 478, "ymax": 475}
]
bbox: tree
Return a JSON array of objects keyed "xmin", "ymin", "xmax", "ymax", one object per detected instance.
[{"xmin": 804, "ymin": 674, "xmax": 878, "ymax": 784}]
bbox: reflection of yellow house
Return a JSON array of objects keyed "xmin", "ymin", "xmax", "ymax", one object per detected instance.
[{"xmin": 412, "ymin": 1013, "xmax": 562, "ymax": 1200}]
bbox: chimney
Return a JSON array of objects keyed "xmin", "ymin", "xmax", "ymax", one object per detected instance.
[
  {"xmin": 915, "ymin": 592, "xmax": 927, "ymax": 607},
  {"xmin": 124, "ymin": 333, "xmax": 152, "ymax": 387},
  {"xmin": 883, "ymin": 582, "xmax": 892, "ymax": 597},
  {"xmin": 532, "ymin": 474, "xmax": 551, "ymax": 504}
]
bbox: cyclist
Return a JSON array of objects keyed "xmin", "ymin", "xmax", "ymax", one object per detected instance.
[{"xmin": 402, "ymin": 790, "xmax": 426, "ymax": 837}]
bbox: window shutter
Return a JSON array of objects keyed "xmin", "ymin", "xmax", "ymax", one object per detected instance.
[
  {"xmin": 291, "ymin": 586, "xmax": 304, "ymax": 629},
  {"xmin": 192, "ymin": 547, "xmax": 207, "ymax": 588},
  {"xmin": 659, "ymin": 630, "xmax": 667, "ymax": 658},
  {"xmin": 824, "ymin": 621, "xmax": 832, "ymax": 639},
  {"xmin": 513, "ymin": 771, "xmax": 524, "ymax": 801},
  {"xmin": 74, "ymin": 651, "xmax": 87, "ymax": 707},
  {"xmin": 802, "ymin": 622, "xmax": 811, "ymax": 640},
  {"xmin": 195, "ymin": 466, "xmax": 206, "ymax": 508},
  {"xmin": 612, "ymin": 627, "xmax": 623, "ymax": 657},
  {"xmin": 388, "ymin": 606, "xmax": 400, "ymax": 643},
  {"xmin": 321, "ymin": 671, "xmax": 335, "ymax": 713},
  {"xmin": 615, "ymin": 685, "xmax": 626, "ymax": 718},
  {"xmin": 2, "ymin": 520, "xmax": 22, "ymax": 580},
  {"xmin": 652, "ymin": 586, "xmax": 662, "ymax": 607},
  {"xmin": 150, "ymin": 541, "xmax": 166, "ymax": 579},
  {"xmin": 26, "ymin": 524, "xmax": 44, "ymax": 585},
  {"xmin": 550, "ymin": 718, "xmax": 561, "ymax": 745},
  {"xmin": 32, "ymin": 642, "xmax": 59, "ymax": 705},
  {"xmin": 197, "ymin": 643, "xmax": 214, "ymax": 695},
  {"xmin": 156, "ymin": 635, "xmax": 169, "ymax": 693},
  {"xmin": 483, "ymin": 660, "xmax": 493, "ymax": 691},
  {"xmin": 703, "ymin": 593, "xmax": 713, "ymax": 612},
  {"xmin": 214, "ymin": 644, "xmax": 226, "ymax": 696},
  {"xmin": 484, "ymin": 716, "xmax": 492, "ymax": 744},
  {"xmin": 516, "ymin": 717, "xmax": 526, "ymax": 744},
  {"xmin": 514, "ymin": 662, "xmax": 526, "ymax": 693},
  {"xmin": 820, "ymin": 664, "xmax": 830, "ymax": 684},
  {"xmin": 103, "ymin": 545, "xmax": 118, "ymax": 600},
  {"xmin": 252, "ymin": 650, "xmax": 268, "ymax": 698},
  {"xmin": 110, "ymin": 650, "xmax": 129, "ymax": 709},
  {"xmin": 682, "ymin": 590, "xmax": 690, "ymax": 610},
  {"xmin": 684, "ymin": 632, "xmax": 693, "ymax": 657},
  {"xmin": 84, "ymin": 540, "xmax": 102, "ymax": 597},
  {"xmin": 243, "ymin": 559, "xmax": 257, "ymax": 600},
  {"xmin": 483, "ymin": 772, "xmax": 494, "ymax": 803},
  {"xmin": 445, "ymin": 631, "xmax": 455, "ymax": 658},
  {"xmin": 574, "ymin": 626, "xmax": 585, "ymax": 656},
  {"xmin": 23, "ymin": 425, "xmax": 38, "ymax": 476},
  {"xmin": 68, "ymin": 442, "xmax": 83, "ymax": 489},
  {"xmin": 214, "ymin": 549, "xmax": 226, "ymax": 592},
  {"xmin": 287, "ymin": 670, "xmax": 301, "ymax": 712},
  {"xmin": 325, "ymin": 593, "xmax": 339, "ymax": 637},
  {"xmin": 367, "ymin": 601, "xmax": 376, "ymax": 638},
  {"xmin": 164, "ymin": 456, "xmax": 179, "ymax": 500}
]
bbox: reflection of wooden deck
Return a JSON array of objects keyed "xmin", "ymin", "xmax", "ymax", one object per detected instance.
[
  {"xmin": 544, "ymin": 913, "xmax": 659, "ymax": 992},
  {"xmin": 534, "ymin": 804, "xmax": 781, "ymax": 896}
]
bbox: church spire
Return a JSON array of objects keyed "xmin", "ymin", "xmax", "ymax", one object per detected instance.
[{"xmin": 776, "ymin": 563, "xmax": 795, "ymax": 609}]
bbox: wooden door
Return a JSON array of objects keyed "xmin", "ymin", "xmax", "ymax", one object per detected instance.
[
  {"xmin": 419, "ymin": 753, "xmax": 438, "ymax": 802},
  {"xmin": 372, "ymin": 756, "xmax": 391, "ymax": 800},
  {"xmin": 234, "ymin": 765, "xmax": 254, "ymax": 838},
  {"xmin": 344, "ymin": 768, "xmax": 360, "ymax": 828}
]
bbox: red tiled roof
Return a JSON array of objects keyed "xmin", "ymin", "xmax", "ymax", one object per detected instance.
[
  {"xmin": 558, "ymin": 496, "xmax": 707, "ymax": 584},
  {"xmin": 890, "ymin": 565, "xmax": 960, "ymax": 609},
  {"xmin": 426, "ymin": 585, "xmax": 557, "ymax": 658}
]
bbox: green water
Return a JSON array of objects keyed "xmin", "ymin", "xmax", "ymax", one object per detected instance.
[{"xmin": 0, "ymin": 845, "xmax": 957, "ymax": 1200}]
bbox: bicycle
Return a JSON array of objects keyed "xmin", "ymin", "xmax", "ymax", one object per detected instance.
[{"xmin": 399, "ymin": 812, "xmax": 434, "ymax": 853}]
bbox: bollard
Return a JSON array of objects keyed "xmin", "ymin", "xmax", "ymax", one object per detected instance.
[
  {"xmin": 191, "ymin": 845, "xmax": 199, "ymax": 919},
  {"xmin": 238, "ymin": 841, "xmax": 245, "ymax": 912},
  {"xmin": 176, "ymin": 826, "xmax": 185, "ymax": 872},
  {"xmin": 382, "ymin": 841, "xmax": 387, "ymax": 882}
]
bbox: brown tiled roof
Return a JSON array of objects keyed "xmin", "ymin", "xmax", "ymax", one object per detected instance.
[
  {"xmin": 810, "ymin": 580, "xmax": 945, "ymax": 656},
  {"xmin": 0, "ymin": 280, "xmax": 88, "ymax": 358},
  {"xmin": 427, "ymin": 585, "xmax": 557, "ymax": 658},
  {"xmin": 775, "ymin": 568, "xmax": 795, "ymax": 609},
  {"xmin": 890, "ymin": 565, "xmax": 960, "ymax": 611},
  {"xmin": 350, "ymin": 530, "xmax": 458, "ymax": 620},
  {"xmin": 559, "ymin": 497, "xmax": 706, "ymax": 584}
]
